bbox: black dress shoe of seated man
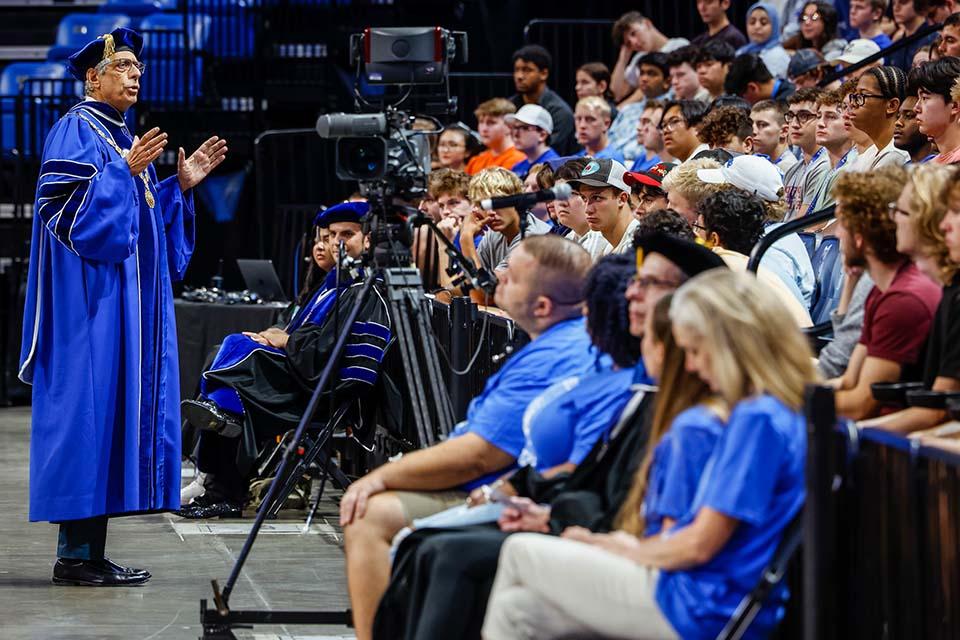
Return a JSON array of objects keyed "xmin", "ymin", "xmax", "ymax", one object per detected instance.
[
  {"xmin": 52, "ymin": 559, "xmax": 150, "ymax": 586},
  {"xmin": 175, "ymin": 494, "xmax": 242, "ymax": 520},
  {"xmin": 181, "ymin": 399, "xmax": 243, "ymax": 438}
]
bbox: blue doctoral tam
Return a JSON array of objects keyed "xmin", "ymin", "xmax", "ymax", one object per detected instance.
[
  {"xmin": 67, "ymin": 27, "xmax": 144, "ymax": 81},
  {"xmin": 314, "ymin": 200, "xmax": 370, "ymax": 227}
]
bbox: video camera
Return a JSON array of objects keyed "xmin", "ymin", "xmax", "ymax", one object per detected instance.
[{"xmin": 315, "ymin": 27, "xmax": 467, "ymax": 204}]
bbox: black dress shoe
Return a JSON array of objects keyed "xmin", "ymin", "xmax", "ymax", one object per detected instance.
[
  {"xmin": 52, "ymin": 559, "xmax": 150, "ymax": 587},
  {"xmin": 96, "ymin": 558, "xmax": 151, "ymax": 580},
  {"xmin": 181, "ymin": 399, "xmax": 243, "ymax": 438},
  {"xmin": 174, "ymin": 494, "xmax": 242, "ymax": 520}
]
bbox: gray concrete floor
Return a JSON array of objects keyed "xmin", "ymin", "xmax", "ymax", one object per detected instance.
[{"xmin": 0, "ymin": 406, "xmax": 354, "ymax": 640}]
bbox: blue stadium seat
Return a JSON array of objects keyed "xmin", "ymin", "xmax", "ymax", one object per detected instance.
[
  {"xmin": 797, "ymin": 231, "xmax": 816, "ymax": 260},
  {"xmin": 187, "ymin": 0, "xmax": 255, "ymax": 58},
  {"xmin": 47, "ymin": 13, "xmax": 133, "ymax": 61},
  {"xmin": 0, "ymin": 62, "xmax": 78, "ymax": 158},
  {"xmin": 809, "ymin": 237, "xmax": 844, "ymax": 324},
  {"xmin": 100, "ymin": 0, "xmax": 179, "ymax": 27},
  {"xmin": 139, "ymin": 12, "xmax": 211, "ymax": 105}
]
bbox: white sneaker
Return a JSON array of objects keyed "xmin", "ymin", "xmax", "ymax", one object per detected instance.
[{"xmin": 180, "ymin": 471, "xmax": 207, "ymax": 505}]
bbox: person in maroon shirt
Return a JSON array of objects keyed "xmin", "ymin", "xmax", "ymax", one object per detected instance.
[{"xmin": 829, "ymin": 168, "xmax": 942, "ymax": 420}]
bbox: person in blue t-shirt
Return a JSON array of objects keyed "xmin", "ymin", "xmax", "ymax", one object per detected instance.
[
  {"xmin": 340, "ymin": 235, "xmax": 597, "ymax": 640},
  {"xmin": 508, "ymin": 104, "xmax": 560, "ymax": 178},
  {"xmin": 401, "ymin": 254, "xmax": 644, "ymax": 534},
  {"xmin": 614, "ymin": 294, "xmax": 725, "ymax": 541},
  {"xmin": 482, "ymin": 269, "xmax": 817, "ymax": 640}
]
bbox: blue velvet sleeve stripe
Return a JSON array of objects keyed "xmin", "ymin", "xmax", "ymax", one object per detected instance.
[
  {"xmin": 351, "ymin": 321, "xmax": 391, "ymax": 341},
  {"xmin": 339, "ymin": 365, "xmax": 379, "ymax": 385},
  {"xmin": 344, "ymin": 342, "xmax": 386, "ymax": 360},
  {"xmin": 36, "ymin": 159, "xmax": 99, "ymax": 255}
]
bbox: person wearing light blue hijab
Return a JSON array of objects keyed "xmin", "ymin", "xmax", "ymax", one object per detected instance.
[{"xmin": 738, "ymin": 2, "xmax": 792, "ymax": 78}]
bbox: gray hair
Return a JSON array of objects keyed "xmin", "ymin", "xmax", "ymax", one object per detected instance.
[{"xmin": 83, "ymin": 62, "xmax": 109, "ymax": 97}]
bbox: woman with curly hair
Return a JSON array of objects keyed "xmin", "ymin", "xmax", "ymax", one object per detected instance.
[
  {"xmin": 782, "ymin": 1, "xmax": 847, "ymax": 59},
  {"xmin": 697, "ymin": 105, "xmax": 754, "ymax": 153}
]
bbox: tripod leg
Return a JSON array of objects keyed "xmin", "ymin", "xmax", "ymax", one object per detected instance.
[{"xmin": 219, "ymin": 271, "xmax": 377, "ymax": 605}]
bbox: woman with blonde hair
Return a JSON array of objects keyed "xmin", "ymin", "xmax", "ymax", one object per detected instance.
[
  {"xmin": 482, "ymin": 270, "xmax": 817, "ymax": 640},
  {"xmin": 614, "ymin": 295, "xmax": 724, "ymax": 539},
  {"xmin": 891, "ymin": 164, "xmax": 958, "ymax": 286}
]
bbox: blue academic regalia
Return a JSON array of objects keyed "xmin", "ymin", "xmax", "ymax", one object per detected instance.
[{"xmin": 19, "ymin": 99, "xmax": 194, "ymax": 523}]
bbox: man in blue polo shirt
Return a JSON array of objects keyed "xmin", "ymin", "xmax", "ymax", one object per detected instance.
[
  {"xmin": 339, "ymin": 234, "xmax": 596, "ymax": 640},
  {"xmin": 508, "ymin": 104, "xmax": 560, "ymax": 177}
]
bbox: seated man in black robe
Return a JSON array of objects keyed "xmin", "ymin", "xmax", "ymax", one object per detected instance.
[
  {"xmin": 372, "ymin": 233, "xmax": 726, "ymax": 640},
  {"xmin": 178, "ymin": 202, "xmax": 392, "ymax": 518}
]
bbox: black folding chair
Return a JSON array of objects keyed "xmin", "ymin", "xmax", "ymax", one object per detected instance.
[{"xmin": 716, "ymin": 514, "xmax": 804, "ymax": 640}]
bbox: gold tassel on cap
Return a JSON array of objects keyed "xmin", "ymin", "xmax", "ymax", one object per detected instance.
[
  {"xmin": 635, "ymin": 247, "xmax": 644, "ymax": 271},
  {"xmin": 99, "ymin": 33, "xmax": 116, "ymax": 62}
]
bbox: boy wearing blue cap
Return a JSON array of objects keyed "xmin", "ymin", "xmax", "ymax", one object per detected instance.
[{"xmin": 19, "ymin": 27, "xmax": 226, "ymax": 586}]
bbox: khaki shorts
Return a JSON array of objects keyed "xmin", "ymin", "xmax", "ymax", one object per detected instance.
[{"xmin": 392, "ymin": 489, "xmax": 468, "ymax": 524}]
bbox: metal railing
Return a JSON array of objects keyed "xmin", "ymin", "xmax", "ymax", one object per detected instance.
[{"xmin": 805, "ymin": 385, "xmax": 960, "ymax": 639}]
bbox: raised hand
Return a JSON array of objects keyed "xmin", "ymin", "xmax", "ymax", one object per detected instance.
[
  {"xmin": 127, "ymin": 127, "xmax": 167, "ymax": 176},
  {"xmin": 178, "ymin": 135, "xmax": 228, "ymax": 192}
]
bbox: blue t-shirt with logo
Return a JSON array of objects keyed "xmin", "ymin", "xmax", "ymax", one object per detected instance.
[
  {"xmin": 517, "ymin": 362, "xmax": 635, "ymax": 471},
  {"xmin": 655, "ymin": 394, "xmax": 805, "ymax": 639},
  {"xmin": 512, "ymin": 147, "xmax": 561, "ymax": 177},
  {"xmin": 575, "ymin": 145, "xmax": 626, "ymax": 164},
  {"xmin": 642, "ymin": 404, "xmax": 724, "ymax": 537},
  {"xmin": 450, "ymin": 317, "xmax": 596, "ymax": 490}
]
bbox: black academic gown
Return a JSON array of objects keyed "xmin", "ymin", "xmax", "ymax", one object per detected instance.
[
  {"xmin": 197, "ymin": 276, "xmax": 392, "ymax": 489},
  {"xmin": 372, "ymin": 389, "xmax": 656, "ymax": 640}
]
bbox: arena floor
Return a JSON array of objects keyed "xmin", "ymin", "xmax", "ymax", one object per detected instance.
[{"xmin": 0, "ymin": 406, "xmax": 355, "ymax": 640}]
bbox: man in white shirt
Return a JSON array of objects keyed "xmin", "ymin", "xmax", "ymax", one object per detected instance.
[
  {"xmin": 848, "ymin": 66, "xmax": 910, "ymax": 171},
  {"xmin": 570, "ymin": 159, "xmax": 640, "ymax": 255}
]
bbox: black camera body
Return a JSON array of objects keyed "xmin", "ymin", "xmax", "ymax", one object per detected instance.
[{"xmin": 316, "ymin": 27, "xmax": 467, "ymax": 202}]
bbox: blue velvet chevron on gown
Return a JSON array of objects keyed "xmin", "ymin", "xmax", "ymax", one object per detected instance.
[{"xmin": 19, "ymin": 100, "xmax": 194, "ymax": 522}]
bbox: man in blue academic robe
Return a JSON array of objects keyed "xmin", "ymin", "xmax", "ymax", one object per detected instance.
[{"xmin": 18, "ymin": 27, "xmax": 227, "ymax": 586}]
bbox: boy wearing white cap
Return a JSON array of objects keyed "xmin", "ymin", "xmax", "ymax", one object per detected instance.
[
  {"xmin": 698, "ymin": 155, "xmax": 816, "ymax": 308},
  {"xmin": 827, "ymin": 39, "xmax": 884, "ymax": 80},
  {"xmin": 506, "ymin": 104, "xmax": 559, "ymax": 177},
  {"xmin": 570, "ymin": 158, "xmax": 640, "ymax": 255}
]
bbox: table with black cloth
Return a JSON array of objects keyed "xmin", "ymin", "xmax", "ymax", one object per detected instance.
[{"xmin": 174, "ymin": 299, "xmax": 287, "ymax": 401}]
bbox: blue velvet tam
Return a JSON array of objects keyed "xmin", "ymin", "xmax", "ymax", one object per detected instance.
[
  {"xmin": 67, "ymin": 27, "xmax": 144, "ymax": 81},
  {"xmin": 314, "ymin": 200, "xmax": 370, "ymax": 227}
]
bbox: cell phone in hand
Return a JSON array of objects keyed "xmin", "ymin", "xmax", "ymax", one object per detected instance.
[{"xmin": 484, "ymin": 485, "xmax": 531, "ymax": 513}]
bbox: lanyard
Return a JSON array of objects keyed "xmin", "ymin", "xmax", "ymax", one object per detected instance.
[
  {"xmin": 804, "ymin": 147, "xmax": 851, "ymax": 217},
  {"xmin": 73, "ymin": 109, "xmax": 156, "ymax": 208}
]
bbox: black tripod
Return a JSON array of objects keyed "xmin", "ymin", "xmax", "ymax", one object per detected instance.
[{"xmin": 200, "ymin": 212, "xmax": 496, "ymax": 640}]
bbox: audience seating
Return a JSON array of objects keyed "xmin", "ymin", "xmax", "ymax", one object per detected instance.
[
  {"xmin": 139, "ymin": 12, "xmax": 211, "ymax": 105},
  {"xmin": 809, "ymin": 237, "xmax": 843, "ymax": 325},
  {"xmin": 46, "ymin": 13, "xmax": 133, "ymax": 61},
  {"xmin": 99, "ymin": 0, "xmax": 179, "ymax": 27},
  {"xmin": 187, "ymin": 0, "xmax": 256, "ymax": 59},
  {"xmin": 0, "ymin": 61, "xmax": 78, "ymax": 158},
  {"xmin": 717, "ymin": 514, "xmax": 803, "ymax": 640},
  {"xmin": 797, "ymin": 232, "xmax": 816, "ymax": 261}
]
